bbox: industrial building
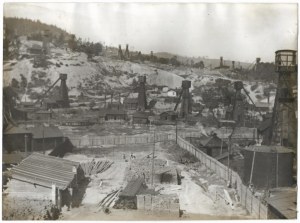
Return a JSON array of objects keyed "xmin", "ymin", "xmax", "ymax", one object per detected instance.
[
  {"xmin": 29, "ymin": 125, "xmax": 65, "ymax": 151},
  {"xmin": 3, "ymin": 125, "xmax": 32, "ymax": 153},
  {"xmin": 242, "ymin": 145, "xmax": 294, "ymax": 189},
  {"xmin": 8, "ymin": 153, "xmax": 84, "ymax": 208},
  {"xmin": 99, "ymin": 108, "xmax": 127, "ymax": 122}
]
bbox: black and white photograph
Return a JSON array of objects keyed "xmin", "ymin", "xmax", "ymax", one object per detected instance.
[{"xmin": 1, "ymin": 1, "xmax": 298, "ymax": 221}]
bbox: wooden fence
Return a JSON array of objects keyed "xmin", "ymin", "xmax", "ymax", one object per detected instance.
[
  {"xmin": 176, "ymin": 136, "xmax": 268, "ymax": 219},
  {"xmin": 66, "ymin": 133, "xmax": 174, "ymax": 148}
]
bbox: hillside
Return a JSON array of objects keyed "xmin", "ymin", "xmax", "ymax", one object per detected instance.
[
  {"xmin": 3, "ymin": 18, "xmax": 274, "ymax": 107},
  {"xmin": 4, "ymin": 17, "xmax": 71, "ymax": 40},
  {"xmin": 154, "ymin": 52, "xmax": 252, "ymax": 69}
]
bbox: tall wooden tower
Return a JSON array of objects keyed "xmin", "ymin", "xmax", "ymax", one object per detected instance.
[
  {"xmin": 269, "ymin": 50, "xmax": 297, "ymax": 148},
  {"xmin": 137, "ymin": 76, "xmax": 147, "ymax": 111}
]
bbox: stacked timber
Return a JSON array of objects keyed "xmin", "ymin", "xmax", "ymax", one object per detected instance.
[{"xmin": 80, "ymin": 160, "xmax": 113, "ymax": 176}]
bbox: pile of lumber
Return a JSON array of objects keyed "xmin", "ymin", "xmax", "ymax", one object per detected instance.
[
  {"xmin": 98, "ymin": 189, "xmax": 121, "ymax": 209},
  {"xmin": 80, "ymin": 160, "xmax": 113, "ymax": 176}
]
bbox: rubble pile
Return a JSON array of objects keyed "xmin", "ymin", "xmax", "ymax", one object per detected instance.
[{"xmin": 126, "ymin": 158, "xmax": 167, "ymax": 183}]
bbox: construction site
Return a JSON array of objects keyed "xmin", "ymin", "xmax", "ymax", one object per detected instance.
[{"xmin": 2, "ymin": 6, "xmax": 298, "ymax": 221}]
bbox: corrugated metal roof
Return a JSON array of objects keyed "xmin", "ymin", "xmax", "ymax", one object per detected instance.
[
  {"xmin": 29, "ymin": 125, "xmax": 63, "ymax": 139},
  {"xmin": 133, "ymin": 111, "xmax": 154, "ymax": 118},
  {"xmin": 4, "ymin": 125, "xmax": 32, "ymax": 135},
  {"xmin": 11, "ymin": 153, "xmax": 80, "ymax": 190},
  {"xmin": 120, "ymin": 177, "xmax": 145, "ymax": 197},
  {"xmin": 198, "ymin": 135, "xmax": 227, "ymax": 148},
  {"xmin": 266, "ymin": 191, "xmax": 297, "ymax": 219},
  {"xmin": 99, "ymin": 108, "xmax": 127, "ymax": 116},
  {"xmin": 244, "ymin": 145, "xmax": 294, "ymax": 153}
]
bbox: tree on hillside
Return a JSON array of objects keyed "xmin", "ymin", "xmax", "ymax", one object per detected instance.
[
  {"xmin": 170, "ymin": 56, "xmax": 181, "ymax": 66},
  {"xmin": 68, "ymin": 34, "xmax": 77, "ymax": 51},
  {"xmin": 11, "ymin": 78, "xmax": 19, "ymax": 88},
  {"xmin": 20, "ymin": 74, "xmax": 28, "ymax": 89}
]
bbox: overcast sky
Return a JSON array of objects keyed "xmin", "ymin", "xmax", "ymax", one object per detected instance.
[{"xmin": 3, "ymin": 3, "xmax": 298, "ymax": 62}]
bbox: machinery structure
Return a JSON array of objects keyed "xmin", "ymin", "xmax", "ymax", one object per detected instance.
[
  {"xmin": 230, "ymin": 81, "xmax": 261, "ymax": 127},
  {"xmin": 268, "ymin": 50, "xmax": 297, "ymax": 148},
  {"xmin": 36, "ymin": 73, "xmax": 70, "ymax": 108},
  {"xmin": 137, "ymin": 76, "xmax": 147, "ymax": 111},
  {"xmin": 174, "ymin": 80, "xmax": 192, "ymax": 119},
  {"xmin": 124, "ymin": 44, "xmax": 130, "ymax": 59},
  {"xmin": 118, "ymin": 45, "xmax": 123, "ymax": 60}
]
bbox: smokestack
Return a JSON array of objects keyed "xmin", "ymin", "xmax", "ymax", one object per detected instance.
[
  {"xmin": 180, "ymin": 80, "xmax": 192, "ymax": 119},
  {"xmin": 137, "ymin": 76, "xmax": 147, "ymax": 111},
  {"xmin": 220, "ymin": 57, "xmax": 223, "ymax": 67},
  {"xmin": 232, "ymin": 61, "xmax": 235, "ymax": 69},
  {"xmin": 124, "ymin": 44, "xmax": 130, "ymax": 59},
  {"xmin": 255, "ymin": 57, "xmax": 261, "ymax": 71},
  {"xmin": 104, "ymin": 92, "xmax": 107, "ymax": 108},
  {"xmin": 118, "ymin": 45, "xmax": 123, "ymax": 60}
]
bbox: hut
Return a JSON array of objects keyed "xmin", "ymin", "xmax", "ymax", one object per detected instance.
[
  {"xmin": 99, "ymin": 108, "xmax": 127, "ymax": 122},
  {"xmin": 33, "ymin": 110, "xmax": 53, "ymax": 120},
  {"xmin": 124, "ymin": 98, "xmax": 138, "ymax": 110},
  {"xmin": 29, "ymin": 125, "xmax": 64, "ymax": 151},
  {"xmin": 160, "ymin": 111, "xmax": 178, "ymax": 121},
  {"xmin": 3, "ymin": 125, "xmax": 32, "ymax": 153},
  {"xmin": 132, "ymin": 111, "xmax": 155, "ymax": 124},
  {"xmin": 8, "ymin": 153, "xmax": 84, "ymax": 209},
  {"xmin": 197, "ymin": 133, "xmax": 228, "ymax": 158},
  {"xmin": 115, "ymin": 177, "xmax": 148, "ymax": 209}
]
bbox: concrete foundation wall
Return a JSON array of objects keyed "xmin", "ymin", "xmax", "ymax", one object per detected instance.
[{"xmin": 137, "ymin": 194, "xmax": 180, "ymax": 214}]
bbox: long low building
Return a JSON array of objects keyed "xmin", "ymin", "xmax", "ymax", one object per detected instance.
[{"xmin": 9, "ymin": 153, "xmax": 84, "ymax": 208}]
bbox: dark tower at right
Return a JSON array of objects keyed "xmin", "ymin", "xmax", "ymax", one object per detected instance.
[
  {"xmin": 180, "ymin": 80, "xmax": 192, "ymax": 118},
  {"xmin": 137, "ymin": 76, "xmax": 147, "ymax": 111},
  {"xmin": 268, "ymin": 50, "xmax": 297, "ymax": 148},
  {"xmin": 58, "ymin": 73, "xmax": 70, "ymax": 108},
  {"xmin": 232, "ymin": 81, "xmax": 245, "ymax": 126}
]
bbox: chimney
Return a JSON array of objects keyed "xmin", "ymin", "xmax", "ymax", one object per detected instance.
[
  {"xmin": 180, "ymin": 80, "xmax": 192, "ymax": 119},
  {"xmin": 137, "ymin": 76, "xmax": 147, "ymax": 111},
  {"xmin": 232, "ymin": 61, "xmax": 235, "ymax": 69},
  {"xmin": 220, "ymin": 57, "xmax": 223, "ymax": 67}
]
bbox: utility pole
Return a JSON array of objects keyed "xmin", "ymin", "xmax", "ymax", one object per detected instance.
[
  {"xmin": 175, "ymin": 120, "xmax": 178, "ymax": 144},
  {"xmin": 227, "ymin": 123, "xmax": 236, "ymax": 187},
  {"xmin": 151, "ymin": 130, "xmax": 156, "ymax": 188},
  {"xmin": 42, "ymin": 126, "xmax": 45, "ymax": 154}
]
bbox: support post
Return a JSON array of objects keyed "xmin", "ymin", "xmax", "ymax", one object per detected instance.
[
  {"xmin": 52, "ymin": 184, "xmax": 57, "ymax": 205},
  {"xmin": 151, "ymin": 130, "xmax": 155, "ymax": 188},
  {"xmin": 24, "ymin": 134, "xmax": 28, "ymax": 156},
  {"xmin": 249, "ymin": 151, "xmax": 256, "ymax": 185}
]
